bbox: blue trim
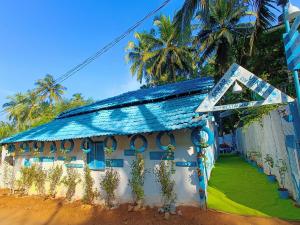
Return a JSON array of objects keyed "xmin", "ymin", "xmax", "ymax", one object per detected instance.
[
  {"xmin": 81, "ymin": 138, "xmax": 93, "ymax": 154},
  {"xmin": 176, "ymin": 161, "xmax": 197, "ymax": 167},
  {"xmin": 65, "ymin": 163, "xmax": 83, "ymax": 168},
  {"xmin": 130, "ymin": 134, "xmax": 148, "ymax": 153},
  {"xmin": 33, "ymin": 141, "xmax": 44, "ymax": 152},
  {"xmin": 106, "ymin": 159, "xmax": 124, "ymax": 167},
  {"xmin": 60, "ymin": 139, "xmax": 74, "ymax": 153},
  {"xmin": 50, "ymin": 141, "xmax": 57, "ymax": 153},
  {"xmin": 8, "ymin": 143, "xmax": 15, "ymax": 153},
  {"xmin": 149, "ymin": 151, "xmax": 174, "ymax": 160},
  {"xmin": 57, "ymin": 156, "xmax": 77, "ymax": 161},
  {"xmin": 124, "ymin": 149, "xmax": 136, "ymax": 156},
  {"xmin": 87, "ymin": 142, "xmax": 105, "ymax": 170},
  {"xmin": 24, "ymin": 158, "xmax": 31, "ymax": 167},
  {"xmin": 191, "ymin": 126, "xmax": 214, "ymax": 147},
  {"xmin": 104, "ymin": 136, "xmax": 117, "ymax": 151},
  {"xmin": 19, "ymin": 142, "xmax": 30, "ymax": 153},
  {"xmin": 156, "ymin": 131, "xmax": 176, "ymax": 151},
  {"xmin": 41, "ymin": 156, "xmax": 55, "ymax": 163}
]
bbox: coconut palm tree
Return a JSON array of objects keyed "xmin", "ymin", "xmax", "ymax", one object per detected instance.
[
  {"xmin": 175, "ymin": 0, "xmax": 277, "ymax": 57},
  {"xmin": 194, "ymin": 0, "xmax": 248, "ymax": 76},
  {"xmin": 25, "ymin": 90, "xmax": 41, "ymax": 123},
  {"xmin": 3, "ymin": 93, "xmax": 29, "ymax": 130},
  {"xmin": 126, "ymin": 15, "xmax": 197, "ymax": 85},
  {"xmin": 34, "ymin": 74, "xmax": 66, "ymax": 107}
]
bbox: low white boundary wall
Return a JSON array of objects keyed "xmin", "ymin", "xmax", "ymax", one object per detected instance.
[{"xmin": 235, "ymin": 103, "xmax": 300, "ymax": 200}]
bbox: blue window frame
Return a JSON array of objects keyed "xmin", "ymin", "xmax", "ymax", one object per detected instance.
[{"xmin": 87, "ymin": 142, "xmax": 105, "ymax": 170}]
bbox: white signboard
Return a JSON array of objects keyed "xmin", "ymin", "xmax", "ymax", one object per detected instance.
[{"xmin": 196, "ymin": 63, "xmax": 294, "ymax": 112}]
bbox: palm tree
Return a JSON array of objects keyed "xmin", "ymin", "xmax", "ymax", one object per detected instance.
[
  {"xmin": 3, "ymin": 93, "xmax": 28, "ymax": 130},
  {"xmin": 126, "ymin": 15, "xmax": 197, "ymax": 85},
  {"xmin": 194, "ymin": 0, "xmax": 248, "ymax": 76},
  {"xmin": 25, "ymin": 90, "xmax": 40, "ymax": 123},
  {"xmin": 34, "ymin": 74, "xmax": 66, "ymax": 107},
  {"xmin": 175, "ymin": 0, "xmax": 277, "ymax": 57}
]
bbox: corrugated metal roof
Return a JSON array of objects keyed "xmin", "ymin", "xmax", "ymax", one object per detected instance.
[
  {"xmin": 0, "ymin": 77, "xmax": 214, "ymax": 144},
  {"xmin": 58, "ymin": 77, "xmax": 214, "ymax": 118}
]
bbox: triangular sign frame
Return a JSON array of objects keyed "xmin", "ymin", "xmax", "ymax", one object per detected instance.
[{"xmin": 196, "ymin": 63, "xmax": 294, "ymax": 112}]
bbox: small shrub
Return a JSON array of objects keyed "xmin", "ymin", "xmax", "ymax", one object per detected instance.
[
  {"xmin": 129, "ymin": 153, "xmax": 146, "ymax": 204},
  {"xmin": 276, "ymin": 159, "xmax": 288, "ymax": 189},
  {"xmin": 61, "ymin": 168, "xmax": 81, "ymax": 201},
  {"xmin": 82, "ymin": 166, "xmax": 99, "ymax": 204},
  {"xmin": 3, "ymin": 161, "xmax": 15, "ymax": 194},
  {"xmin": 34, "ymin": 166, "xmax": 47, "ymax": 196},
  {"xmin": 264, "ymin": 154, "xmax": 274, "ymax": 175},
  {"xmin": 48, "ymin": 165, "xmax": 63, "ymax": 198},
  {"xmin": 154, "ymin": 161, "xmax": 176, "ymax": 211},
  {"xmin": 16, "ymin": 165, "xmax": 37, "ymax": 195},
  {"xmin": 100, "ymin": 168, "xmax": 120, "ymax": 207}
]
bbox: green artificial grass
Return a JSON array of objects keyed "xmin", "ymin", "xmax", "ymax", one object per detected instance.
[{"xmin": 207, "ymin": 154, "xmax": 300, "ymax": 220}]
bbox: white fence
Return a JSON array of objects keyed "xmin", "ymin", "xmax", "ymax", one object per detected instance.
[{"xmin": 235, "ymin": 102, "xmax": 300, "ymax": 201}]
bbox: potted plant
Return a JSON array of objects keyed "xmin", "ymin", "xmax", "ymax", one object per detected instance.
[
  {"xmin": 250, "ymin": 151, "xmax": 258, "ymax": 167},
  {"xmin": 245, "ymin": 152, "xmax": 251, "ymax": 163},
  {"xmin": 276, "ymin": 159, "xmax": 289, "ymax": 199},
  {"xmin": 257, "ymin": 162, "xmax": 264, "ymax": 173},
  {"xmin": 255, "ymin": 152, "xmax": 263, "ymax": 173},
  {"xmin": 264, "ymin": 154, "xmax": 276, "ymax": 182}
]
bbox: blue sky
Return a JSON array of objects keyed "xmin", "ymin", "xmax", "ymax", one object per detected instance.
[
  {"xmin": 0, "ymin": 0, "xmax": 299, "ymax": 122},
  {"xmin": 0, "ymin": 0, "xmax": 183, "ymax": 121}
]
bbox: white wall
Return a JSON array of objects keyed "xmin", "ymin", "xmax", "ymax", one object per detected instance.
[
  {"xmin": 0, "ymin": 125, "xmax": 217, "ymax": 207},
  {"xmin": 235, "ymin": 104, "xmax": 300, "ymax": 200}
]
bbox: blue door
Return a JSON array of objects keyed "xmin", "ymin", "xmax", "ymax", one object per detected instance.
[{"xmin": 87, "ymin": 142, "xmax": 105, "ymax": 170}]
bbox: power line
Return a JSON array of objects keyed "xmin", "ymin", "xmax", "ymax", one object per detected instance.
[{"xmin": 0, "ymin": 0, "xmax": 171, "ymax": 119}]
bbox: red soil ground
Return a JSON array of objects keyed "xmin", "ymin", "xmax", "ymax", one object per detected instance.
[{"xmin": 0, "ymin": 190, "xmax": 299, "ymax": 225}]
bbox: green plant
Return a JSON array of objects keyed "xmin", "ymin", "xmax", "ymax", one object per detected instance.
[
  {"xmin": 34, "ymin": 166, "xmax": 47, "ymax": 196},
  {"xmin": 129, "ymin": 153, "xmax": 146, "ymax": 204},
  {"xmin": 167, "ymin": 144, "xmax": 176, "ymax": 151},
  {"xmin": 16, "ymin": 165, "xmax": 37, "ymax": 195},
  {"xmin": 239, "ymin": 105, "xmax": 279, "ymax": 129},
  {"xmin": 200, "ymin": 138, "xmax": 209, "ymax": 149},
  {"xmin": 61, "ymin": 168, "xmax": 81, "ymax": 201},
  {"xmin": 104, "ymin": 147, "xmax": 114, "ymax": 157},
  {"xmin": 30, "ymin": 148, "xmax": 40, "ymax": 156},
  {"xmin": 100, "ymin": 168, "xmax": 120, "ymax": 208},
  {"xmin": 48, "ymin": 165, "xmax": 63, "ymax": 198},
  {"xmin": 154, "ymin": 161, "xmax": 176, "ymax": 211},
  {"xmin": 264, "ymin": 154, "xmax": 274, "ymax": 175},
  {"xmin": 3, "ymin": 161, "xmax": 16, "ymax": 194},
  {"xmin": 82, "ymin": 166, "xmax": 99, "ymax": 204},
  {"xmin": 276, "ymin": 159, "xmax": 288, "ymax": 189}
]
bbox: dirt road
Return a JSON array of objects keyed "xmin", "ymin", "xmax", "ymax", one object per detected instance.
[{"xmin": 0, "ymin": 193, "xmax": 299, "ymax": 225}]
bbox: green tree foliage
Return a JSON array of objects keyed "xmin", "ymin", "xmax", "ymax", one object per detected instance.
[
  {"xmin": 175, "ymin": 0, "xmax": 277, "ymax": 59},
  {"xmin": 1, "ymin": 75, "xmax": 93, "ymax": 140},
  {"xmin": 34, "ymin": 74, "xmax": 66, "ymax": 107},
  {"xmin": 194, "ymin": 0, "xmax": 248, "ymax": 77},
  {"xmin": 126, "ymin": 15, "xmax": 198, "ymax": 85}
]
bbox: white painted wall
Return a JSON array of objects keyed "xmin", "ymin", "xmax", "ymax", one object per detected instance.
[
  {"xmin": 0, "ymin": 125, "xmax": 217, "ymax": 207},
  {"xmin": 235, "ymin": 105, "xmax": 300, "ymax": 200}
]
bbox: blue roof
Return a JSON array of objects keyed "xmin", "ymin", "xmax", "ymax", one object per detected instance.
[
  {"xmin": 0, "ymin": 77, "xmax": 214, "ymax": 144},
  {"xmin": 58, "ymin": 77, "xmax": 214, "ymax": 118}
]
